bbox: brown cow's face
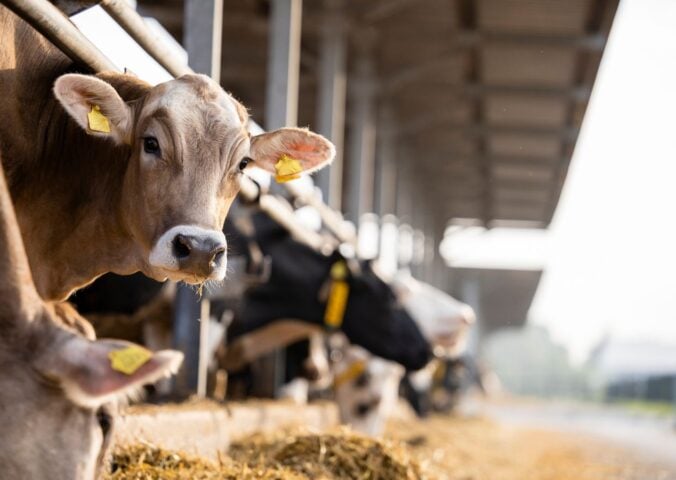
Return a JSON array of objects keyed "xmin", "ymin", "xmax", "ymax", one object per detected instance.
[
  {"xmin": 53, "ymin": 73, "xmax": 335, "ymax": 285},
  {"xmin": 125, "ymin": 75, "xmax": 248, "ymax": 283}
]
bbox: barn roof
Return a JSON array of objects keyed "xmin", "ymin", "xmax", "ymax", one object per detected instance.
[
  {"xmin": 449, "ymin": 267, "xmax": 542, "ymax": 332},
  {"xmin": 137, "ymin": 0, "xmax": 618, "ymax": 229}
]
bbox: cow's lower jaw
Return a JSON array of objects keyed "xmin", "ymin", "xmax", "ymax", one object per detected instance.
[{"xmin": 148, "ymin": 225, "xmax": 227, "ymax": 283}]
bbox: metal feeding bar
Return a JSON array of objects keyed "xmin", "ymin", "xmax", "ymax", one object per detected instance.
[
  {"xmin": 100, "ymin": 0, "xmax": 191, "ymax": 78},
  {"xmin": 2, "ymin": 0, "xmax": 116, "ymax": 72},
  {"xmin": 1, "ymin": 0, "xmax": 337, "ymax": 253},
  {"xmin": 284, "ymin": 181, "xmax": 356, "ymax": 245}
]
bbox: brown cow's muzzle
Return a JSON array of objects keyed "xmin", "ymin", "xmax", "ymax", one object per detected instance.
[
  {"xmin": 173, "ymin": 233, "xmax": 226, "ymax": 278},
  {"xmin": 149, "ymin": 225, "xmax": 227, "ymax": 282}
]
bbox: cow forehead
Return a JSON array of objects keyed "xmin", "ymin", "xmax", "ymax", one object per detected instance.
[{"xmin": 143, "ymin": 75, "xmax": 244, "ymax": 131}]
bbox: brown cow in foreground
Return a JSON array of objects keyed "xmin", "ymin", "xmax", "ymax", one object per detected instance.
[
  {"xmin": 0, "ymin": 152, "xmax": 183, "ymax": 478},
  {"xmin": 0, "ymin": 5, "xmax": 334, "ymax": 302}
]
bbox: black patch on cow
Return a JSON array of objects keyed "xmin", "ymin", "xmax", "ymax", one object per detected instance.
[
  {"xmin": 70, "ymin": 272, "xmax": 164, "ymax": 315},
  {"xmin": 228, "ymin": 212, "xmax": 431, "ymax": 371}
]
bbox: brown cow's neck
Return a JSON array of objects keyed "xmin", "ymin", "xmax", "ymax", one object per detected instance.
[
  {"xmin": 11, "ymin": 101, "xmax": 138, "ymax": 301},
  {"xmin": 0, "ymin": 7, "xmax": 142, "ymax": 301}
]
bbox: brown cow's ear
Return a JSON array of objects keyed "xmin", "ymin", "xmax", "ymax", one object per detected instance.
[
  {"xmin": 249, "ymin": 127, "xmax": 335, "ymax": 182},
  {"xmin": 53, "ymin": 74, "xmax": 133, "ymax": 145},
  {"xmin": 34, "ymin": 335, "xmax": 183, "ymax": 408}
]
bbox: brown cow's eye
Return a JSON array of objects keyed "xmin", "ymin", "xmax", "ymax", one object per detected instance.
[
  {"xmin": 143, "ymin": 136, "xmax": 160, "ymax": 155},
  {"xmin": 239, "ymin": 157, "xmax": 252, "ymax": 171}
]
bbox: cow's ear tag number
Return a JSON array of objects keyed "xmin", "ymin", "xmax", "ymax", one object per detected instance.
[
  {"xmin": 274, "ymin": 154, "xmax": 303, "ymax": 183},
  {"xmin": 108, "ymin": 345, "xmax": 152, "ymax": 375},
  {"xmin": 87, "ymin": 104, "xmax": 111, "ymax": 134}
]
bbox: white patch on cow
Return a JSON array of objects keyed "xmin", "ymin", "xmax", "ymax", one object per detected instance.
[
  {"xmin": 407, "ymin": 359, "xmax": 439, "ymax": 391},
  {"xmin": 144, "ymin": 75, "xmax": 244, "ymax": 131},
  {"xmin": 279, "ymin": 378, "xmax": 310, "ymax": 405},
  {"xmin": 393, "ymin": 272, "xmax": 475, "ymax": 358},
  {"xmin": 149, "ymin": 225, "xmax": 227, "ymax": 281}
]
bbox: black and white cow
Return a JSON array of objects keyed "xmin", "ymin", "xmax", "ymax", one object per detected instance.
[{"xmin": 226, "ymin": 211, "xmax": 431, "ymax": 373}]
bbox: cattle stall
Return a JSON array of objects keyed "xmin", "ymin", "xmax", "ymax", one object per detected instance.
[{"xmin": 0, "ymin": 1, "xmax": 636, "ymax": 479}]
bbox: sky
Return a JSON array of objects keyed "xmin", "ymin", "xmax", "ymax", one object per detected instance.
[{"xmin": 74, "ymin": 1, "xmax": 676, "ymax": 363}]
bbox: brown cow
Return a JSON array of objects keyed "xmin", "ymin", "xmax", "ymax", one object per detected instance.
[
  {"xmin": 0, "ymin": 5, "xmax": 334, "ymax": 302},
  {"xmin": 0, "ymin": 149, "xmax": 183, "ymax": 479}
]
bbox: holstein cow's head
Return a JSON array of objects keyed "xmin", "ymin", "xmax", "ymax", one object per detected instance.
[
  {"xmin": 331, "ymin": 342, "xmax": 405, "ymax": 436},
  {"xmin": 53, "ymin": 72, "xmax": 334, "ymax": 285},
  {"xmin": 227, "ymin": 212, "xmax": 432, "ymax": 371}
]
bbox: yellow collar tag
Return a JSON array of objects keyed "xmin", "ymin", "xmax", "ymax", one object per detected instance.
[
  {"xmin": 330, "ymin": 261, "xmax": 348, "ymax": 280},
  {"xmin": 274, "ymin": 154, "xmax": 303, "ymax": 183},
  {"xmin": 108, "ymin": 345, "xmax": 152, "ymax": 375},
  {"xmin": 87, "ymin": 105, "xmax": 111, "ymax": 133},
  {"xmin": 333, "ymin": 360, "xmax": 367, "ymax": 389},
  {"xmin": 324, "ymin": 261, "xmax": 349, "ymax": 328}
]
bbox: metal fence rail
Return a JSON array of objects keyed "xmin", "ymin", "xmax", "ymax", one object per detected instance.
[{"xmin": 3, "ymin": 0, "xmax": 116, "ymax": 71}]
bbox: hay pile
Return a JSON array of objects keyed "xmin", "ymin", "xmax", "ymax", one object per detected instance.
[
  {"xmin": 106, "ymin": 443, "xmax": 306, "ymax": 479},
  {"xmin": 105, "ymin": 429, "xmax": 423, "ymax": 480},
  {"xmin": 230, "ymin": 429, "xmax": 422, "ymax": 479}
]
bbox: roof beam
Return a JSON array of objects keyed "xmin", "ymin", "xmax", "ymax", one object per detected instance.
[
  {"xmin": 360, "ymin": 0, "xmax": 418, "ymax": 23},
  {"xmin": 383, "ymin": 29, "xmax": 607, "ymax": 50},
  {"xmin": 429, "ymin": 178, "xmax": 552, "ymax": 198},
  {"xmin": 493, "ymin": 190, "xmax": 551, "ymax": 204},
  {"xmin": 412, "ymin": 155, "xmax": 551, "ymax": 171},
  {"xmin": 383, "ymin": 73, "xmax": 591, "ymax": 99},
  {"xmin": 492, "ymin": 206, "xmax": 547, "ymax": 221},
  {"xmin": 395, "ymin": 112, "xmax": 579, "ymax": 139}
]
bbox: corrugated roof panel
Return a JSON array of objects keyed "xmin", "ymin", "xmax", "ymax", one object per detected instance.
[
  {"xmin": 492, "ymin": 203, "xmax": 547, "ymax": 221},
  {"xmin": 481, "ymin": 45, "xmax": 578, "ymax": 86},
  {"xmin": 484, "ymin": 95, "xmax": 569, "ymax": 127},
  {"xmin": 492, "ymin": 163, "xmax": 555, "ymax": 182},
  {"xmin": 493, "ymin": 187, "xmax": 551, "ymax": 204},
  {"xmin": 477, "ymin": 0, "xmax": 590, "ymax": 34},
  {"xmin": 488, "ymin": 133, "xmax": 562, "ymax": 158}
]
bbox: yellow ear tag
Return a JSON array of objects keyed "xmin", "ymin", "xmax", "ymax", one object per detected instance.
[
  {"xmin": 274, "ymin": 154, "xmax": 303, "ymax": 183},
  {"xmin": 108, "ymin": 345, "xmax": 152, "ymax": 375},
  {"xmin": 324, "ymin": 260, "xmax": 350, "ymax": 328},
  {"xmin": 87, "ymin": 105, "xmax": 111, "ymax": 134},
  {"xmin": 333, "ymin": 360, "xmax": 367, "ymax": 389}
]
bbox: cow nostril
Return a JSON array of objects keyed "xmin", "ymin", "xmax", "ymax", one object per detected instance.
[
  {"xmin": 172, "ymin": 235, "xmax": 192, "ymax": 259},
  {"xmin": 210, "ymin": 246, "xmax": 226, "ymax": 265}
]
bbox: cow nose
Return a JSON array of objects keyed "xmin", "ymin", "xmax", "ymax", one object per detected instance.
[{"xmin": 172, "ymin": 233, "xmax": 226, "ymax": 276}]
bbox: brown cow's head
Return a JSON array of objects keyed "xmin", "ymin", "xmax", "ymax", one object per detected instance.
[
  {"xmin": 0, "ymin": 304, "xmax": 183, "ymax": 479},
  {"xmin": 53, "ymin": 73, "xmax": 334, "ymax": 285}
]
